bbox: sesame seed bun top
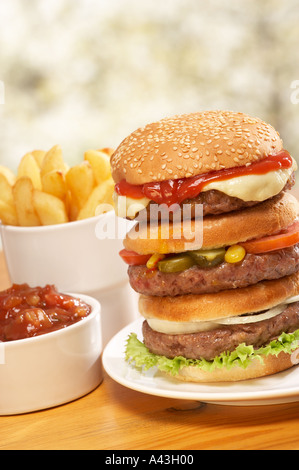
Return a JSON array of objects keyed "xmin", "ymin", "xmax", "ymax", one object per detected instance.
[{"xmin": 110, "ymin": 110, "xmax": 283, "ymax": 185}]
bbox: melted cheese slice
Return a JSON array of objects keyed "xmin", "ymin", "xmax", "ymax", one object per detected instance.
[
  {"xmin": 203, "ymin": 160, "xmax": 296, "ymax": 202},
  {"xmin": 113, "ymin": 192, "xmax": 150, "ymax": 219},
  {"xmin": 114, "ymin": 157, "xmax": 297, "ymax": 219}
]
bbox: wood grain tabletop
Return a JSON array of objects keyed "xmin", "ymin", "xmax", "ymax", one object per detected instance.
[{"xmin": 1, "ymin": 250, "xmax": 299, "ymax": 451}]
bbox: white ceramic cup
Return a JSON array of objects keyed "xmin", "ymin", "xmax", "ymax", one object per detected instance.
[
  {"xmin": 0, "ymin": 293, "xmax": 102, "ymax": 415},
  {"xmin": 0, "ymin": 211, "xmax": 138, "ymax": 346}
]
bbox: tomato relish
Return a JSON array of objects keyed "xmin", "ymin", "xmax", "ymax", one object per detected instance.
[
  {"xmin": 0, "ymin": 284, "xmax": 92, "ymax": 342},
  {"xmin": 115, "ymin": 150, "xmax": 293, "ymax": 206}
]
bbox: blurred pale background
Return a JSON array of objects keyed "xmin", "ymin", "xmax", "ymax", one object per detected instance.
[{"xmin": 0, "ymin": 0, "xmax": 298, "ymax": 194}]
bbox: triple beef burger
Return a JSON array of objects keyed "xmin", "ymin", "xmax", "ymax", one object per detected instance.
[{"xmin": 111, "ymin": 110, "xmax": 299, "ymax": 382}]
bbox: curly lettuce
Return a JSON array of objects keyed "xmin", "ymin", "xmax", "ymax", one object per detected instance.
[{"xmin": 125, "ymin": 330, "xmax": 299, "ymax": 376}]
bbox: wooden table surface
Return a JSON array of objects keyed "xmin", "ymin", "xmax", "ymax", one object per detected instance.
[{"xmin": 1, "ymin": 251, "xmax": 299, "ymax": 450}]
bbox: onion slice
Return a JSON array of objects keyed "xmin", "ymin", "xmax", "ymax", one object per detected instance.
[
  {"xmin": 285, "ymin": 294, "xmax": 299, "ymax": 304},
  {"xmin": 215, "ymin": 305, "xmax": 285, "ymax": 325},
  {"xmin": 147, "ymin": 297, "xmax": 299, "ymax": 335}
]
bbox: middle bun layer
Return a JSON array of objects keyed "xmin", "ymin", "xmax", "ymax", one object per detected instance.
[
  {"xmin": 124, "ymin": 192, "xmax": 299, "ymax": 254},
  {"xmin": 139, "ymin": 272, "xmax": 299, "ymax": 322}
]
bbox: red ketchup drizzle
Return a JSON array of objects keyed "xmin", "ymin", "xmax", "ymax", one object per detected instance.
[{"xmin": 115, "ymin": 150, "xmax": 293, "ymax": 206}]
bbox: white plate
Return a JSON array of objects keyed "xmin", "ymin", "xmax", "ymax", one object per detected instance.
[{"xmin": 102, "ymin": 319, "xmax": 299, "ymax": 406}]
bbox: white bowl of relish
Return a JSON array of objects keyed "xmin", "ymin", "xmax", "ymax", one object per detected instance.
[
  {"xmin": 0, "ymin": 212, "xmax": 137, "ymax": 347},
  {"xmin": 0, "ymin": 284, "xmax": 102, "ymax": 415}
]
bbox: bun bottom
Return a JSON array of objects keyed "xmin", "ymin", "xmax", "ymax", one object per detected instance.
[{"xmin": 164, "ymin": 352, "xmax": 295, "ymax": 383}]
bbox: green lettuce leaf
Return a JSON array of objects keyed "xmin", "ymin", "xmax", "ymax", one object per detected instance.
[{"xmin": 125, "ymin": 330, "xmax": 299, "ymax": 376}]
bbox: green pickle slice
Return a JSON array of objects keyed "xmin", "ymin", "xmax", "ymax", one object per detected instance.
[
  {"xmin": 157, "ymin": 248, "xmax": 226, "ymax": 273},
  {"xmin": 158, "ymin": 254, "xmax": 195, "ymax": 273},
  {"xmin": 188, "ymin": 248, "xmax": 226, "ymax": 268}
]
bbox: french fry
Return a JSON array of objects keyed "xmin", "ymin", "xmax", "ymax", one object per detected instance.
[
  {"xmin": 0, "ymin": 200, "xmax": 18, "ymax": 226},
  {"xmin": 65, "ymin": 190, "xmax": 79, "ymax": 222},
  {"xmin": 13, "ymin": 177, "xmax": 40, "ymax": 226},
  {"xmin": 17, "ymin": 153, "xmax": 42, "ymax": 190},
  {"xmin": 66, "ymin": 161, "xmax": 95, "ymax": 210},
  {"xmin": 40, "ymin": 145, "xmax": 67, "ymax": 177},
  {"xmin": 0, "ymin": 165, "xmax": 16, "ymax": 186},
  {"xmin": 33, "ymin": 190, "xmax": 68, "ymax": 225},
  {"xmin": 0, "ymin": 144, "xmax": 115, "ymax": 227},
  {"xmin": 41, "ymin": 170, "xmax": 67, "ymax": 200},
  {"xmin": 0, "ymin": 173, "xmax": 14, "ymax": 206},
  {"xmin": 77, "ymin": 180, "xmax": 114, "ymax": 220},
  {"xmin": 31, "ymin": 150, "xmax": 46, "ymax": 168},
  {"xmin": 84, "ymin": 149, "xmax": 111, "ymax": 183},
  {"xmin": 0, "ymin": 174, "xmax": 18, "ymax": 225}
]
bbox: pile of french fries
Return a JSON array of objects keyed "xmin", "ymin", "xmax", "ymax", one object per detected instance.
[{"xmin": 0, "ymin": 145, "xmax": 115, "ymax": 226}]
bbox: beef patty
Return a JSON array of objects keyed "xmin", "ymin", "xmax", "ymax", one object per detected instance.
[
  {"xmin": 129, "ymin": 244, "xmax": 299, "ymax": 297},
  {"xmin": 142, "ymin": 302, "xmax": 299, "ymax": 361},
  {"xmin": 139, "ymin": 174, "xmax": 295, "ymax": 220}
]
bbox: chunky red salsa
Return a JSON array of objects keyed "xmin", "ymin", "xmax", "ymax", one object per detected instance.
[
  {"xmin": 115, "ymin": 150, "xmax": 293, "ymax": 206},
  {"xmin": 0, "ymin": 284, "xmax": 92, "ymax": 342}
]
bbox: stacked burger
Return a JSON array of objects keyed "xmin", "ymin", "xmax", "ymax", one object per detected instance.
[{"xmin": 111, "ymin": 110, "xmax": 299, "ymax": 382}]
